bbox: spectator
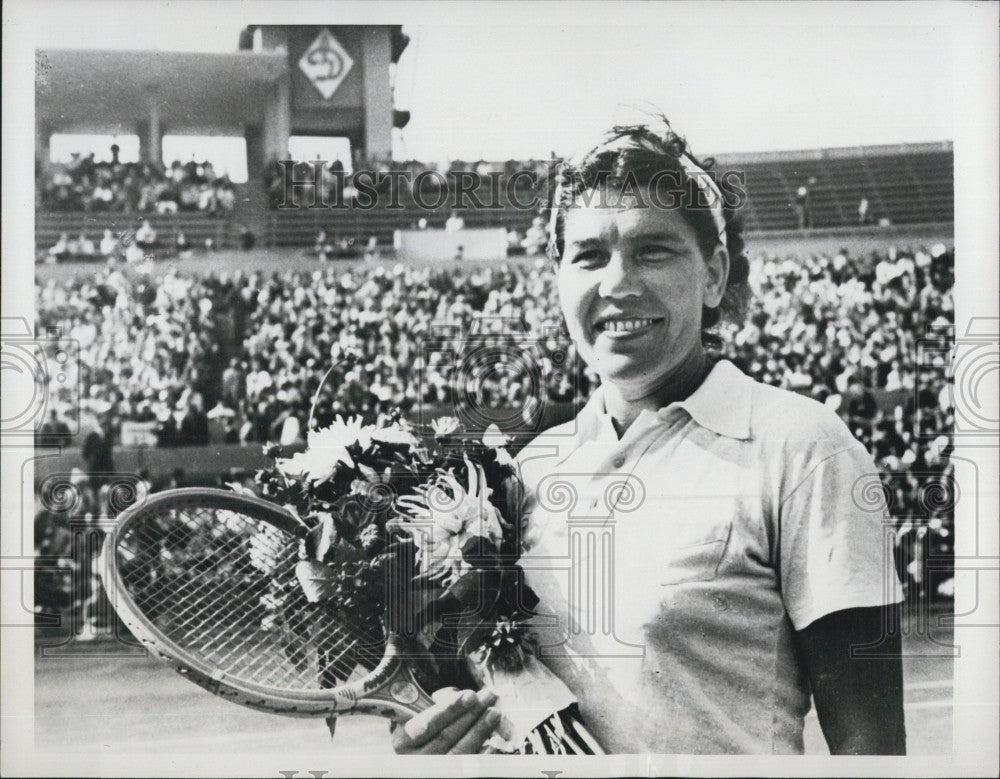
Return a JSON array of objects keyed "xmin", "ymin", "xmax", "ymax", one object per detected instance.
[
  {"xmin": 124, "ymin": 236, "xmax": 145, "ymax": 264},
  {"xmin": 221, "ymin": 358, "xmax": 246, "ymax": 407},
  {"xmin": 274, "ymin": 401, "xmax": 305, "ymax": 447},
  {"xmin": 207, "ymin": 399, "xmax": 237, "ymax": 443},
  {"xmin": 313, "ymin": 230, "xmax": 333, "ymax": 260},
  {"xmin": 99, "ymin": 229, "xmax": 119, "ymax": 258},
  {"xmin": 80, "ymin": 413, "xmax": 114, "ymax": 491},
  {"xmin": 177, "ymin": 392, "xmax": 209, "ymax": 446},
  {"xmin": 176, "ymin": 231, "xmax": 192, "ymax": 258},
  {"xmin": 36, "ymin": 408, "xmax": 72, "ymax": 448},
  {"xmin": 506, "ymin": 228, "xmax": 525, "ymax": 256},
  {"xmin": 521, "ymin": 216, "xmax": 548, "ymax": 256},
  {"xmin": 154, "ymin": 405, "xmax": 179, "ymax": 448},
  {"xmin": 47, "ymin": 233, "xmax": 71, "ymax": 263},
  {"xmin": 445, "ymin": 209, "xmax": 466, "ymax": 232},
  {"xmin": 238, "ymin": 224, "xmax": 256, "ymax": 251},
  {"xmin": 135, "ymin": 220, "xmax": 158, "ymax": 250},
  {"xmin": 71, "ymin": 233, "xmax": 96, "ymax": 258},
  {"xmin": 795, "ymin": 184, "xmax": 812, "ymax": 229}
]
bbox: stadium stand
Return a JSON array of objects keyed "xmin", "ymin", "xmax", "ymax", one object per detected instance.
[
  {"xmin": 31, "ymin": 136, "xmax": 957, "ymax": 634},
  {"xmin": 36, "ymin": 211, "xmax": 240, "ymax": 257},
  {"xmin": 35, "ymin": 143, "xmax": 953, "ymax": 253},
  {"xmin": 33, "ymin": 238, "xmax": 956, "ymax": 623},
  {"xmin": 716, "ymin": 143, "xmax": 953, "ymax": 231},
  {"xmin": 259, "ymin": 143, "xmax": 953, "ymax": 242}
]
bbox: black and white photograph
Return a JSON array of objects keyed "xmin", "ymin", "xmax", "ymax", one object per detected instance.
[{"xmin": 2, "ymin": 1, "xmax": 998, "ymax": 776}]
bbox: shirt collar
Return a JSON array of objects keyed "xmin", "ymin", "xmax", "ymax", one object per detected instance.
[{"xmin": 578, "ymin": 359, "xmax": 753, "ymax": 442}]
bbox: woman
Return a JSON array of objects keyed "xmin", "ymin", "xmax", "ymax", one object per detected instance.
[{"xmin": 392, "ymin": 119, "xmax": 905, "ymax": 755}]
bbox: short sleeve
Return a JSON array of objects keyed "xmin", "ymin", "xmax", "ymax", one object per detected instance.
[{"xmin": 778, "ymin": 442, "xmax": 904, "ymax": 631}]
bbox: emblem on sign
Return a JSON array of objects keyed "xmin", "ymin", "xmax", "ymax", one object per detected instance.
[{"xmin": 299, "ymin": 28, "xmax": 354, "ymax": 100}]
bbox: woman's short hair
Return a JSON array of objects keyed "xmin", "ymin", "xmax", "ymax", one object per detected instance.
[{"xmin": 545, "ymin": 117, "xmax": 751, "ymax": 333}]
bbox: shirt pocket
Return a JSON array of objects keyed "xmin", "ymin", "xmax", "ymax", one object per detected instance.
[{"xmin": 658, "ymin": 521, "xmax": 733, "ymax": 586}]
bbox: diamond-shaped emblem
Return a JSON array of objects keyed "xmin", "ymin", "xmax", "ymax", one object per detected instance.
[{"xmin": 299, "ymin": 28, "xmax": 354, "ymax": 100}]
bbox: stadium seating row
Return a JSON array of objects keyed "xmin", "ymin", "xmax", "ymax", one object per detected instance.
[{"xmin": 35, "ymin": 146, "xmax": 953, "ymax": 253}]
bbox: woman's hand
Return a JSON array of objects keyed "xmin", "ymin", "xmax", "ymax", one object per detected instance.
[{"xmin": 391, "ymin": 687, "xmax": 500, "ymax": 754}]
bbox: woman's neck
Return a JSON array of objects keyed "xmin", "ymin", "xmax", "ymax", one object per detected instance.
[{"xmin": 602, "ymin": 348, "xmax": 713, "ymax": 438}]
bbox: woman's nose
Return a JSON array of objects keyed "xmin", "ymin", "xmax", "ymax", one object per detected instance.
[{"xmin": 597, "ymin": 252, "xmax": 642, "ymax": 299}]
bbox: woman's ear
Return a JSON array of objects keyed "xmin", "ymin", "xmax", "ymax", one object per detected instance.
[{"xmin": 703, "ymin": 245, "xmax": 730, "ymax": 309}]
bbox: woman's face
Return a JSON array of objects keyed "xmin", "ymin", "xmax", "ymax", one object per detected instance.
[{"xmin": 557, "ymin": 189, "xmax": 728, "ymax": 392}]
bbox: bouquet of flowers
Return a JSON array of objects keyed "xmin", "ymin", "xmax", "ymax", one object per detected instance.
[{"xmin": 245, "ymin": 406, "xmax": 600, "ymax": 754}]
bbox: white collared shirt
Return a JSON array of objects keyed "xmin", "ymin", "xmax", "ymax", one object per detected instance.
[{"xmin": 517, "ymin": 359, "xmax": 902, "ymax": 754}]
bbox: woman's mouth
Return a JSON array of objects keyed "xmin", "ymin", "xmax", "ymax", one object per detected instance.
[{"xmin": 592, "ymin": 317, "xmax": 664, "ymax": 340}]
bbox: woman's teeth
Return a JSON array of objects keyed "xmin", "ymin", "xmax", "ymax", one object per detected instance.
[{"xmin": 598, "ymin": 318, "xmax": 657, "ymax": 333}]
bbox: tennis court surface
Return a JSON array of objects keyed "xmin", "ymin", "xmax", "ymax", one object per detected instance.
[{"xmin": 35, "ymin": 613, "xmax": 953, "ymax": 756}]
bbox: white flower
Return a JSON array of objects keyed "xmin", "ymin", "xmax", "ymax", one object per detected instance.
[
  {"xmin": 279, "ymin": 415, "xmax": 373, "ymax": 481},
  {"xmin": 371, "ymin": 423, "xmax": 420, "ymax": 447},
  {"xmin": 394, "ymin": 458, "xmax": 503, "ymax": 583},
  {"xmin": 430, "ymin": 416, "xmax": 462, "ymax": 436},
  {"xmin": 482, "ymin": 423, "xmax": 515, "ymax": 467},
  {"xmin": 482, "ymin": 423, "xmax": 511, "ymax": 448},
  {"xmin": 308, "ymin": 414, "xmax": 373, "ymax": 452},
  {"xmin": 275, "ymin": 447, "xmax": 351, "ymax": 484}
]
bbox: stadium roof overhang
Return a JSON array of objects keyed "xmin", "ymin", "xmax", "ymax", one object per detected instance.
[{"xmin": 36, "ymin": 49, "xmax": 288, "ymax": 134}]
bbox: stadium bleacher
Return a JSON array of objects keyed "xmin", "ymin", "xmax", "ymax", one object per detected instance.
[
  {"xmin": 30, "ymin": 137, "xmax": 958, "ymax": 645},
  {"xmin": 718, "ymin": 143, "xmax": 953, "ymax": 231},
  {"xmin": 35, "ymin": 143, "xmax": 953, "ymax": 253},
  {"xmin": 36, "ymin": 211, "xmax": 239, "ymax": 256}
]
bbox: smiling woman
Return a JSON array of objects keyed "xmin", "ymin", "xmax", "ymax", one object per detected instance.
[
  {"xmin": 547, "ymin": 119, "xmax": 751, "ymax": 417},
  {"xmin": 506, "ymin": 117, "xmax": 907, "ymax": 754}
]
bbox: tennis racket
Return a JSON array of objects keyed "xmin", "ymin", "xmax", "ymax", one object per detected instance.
[
  {"xmin": 99, "ymin": 487, "xmax": 437, "ymax": 721},
  {"xmin": 99, "ymin": 486, "xmax": 605, "ymax": 753}
]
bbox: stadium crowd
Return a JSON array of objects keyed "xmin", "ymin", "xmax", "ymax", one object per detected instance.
[
  {"xmin": 263, "ymin": 156, "xmax": 552, "ymax": 210},
  {"xmin": 34, "ymin": 241, "xmax": 957, "ymax": 623},
  {"xmin": 37, "ymin": 152, "xmax": 237, "ymax": 215}
]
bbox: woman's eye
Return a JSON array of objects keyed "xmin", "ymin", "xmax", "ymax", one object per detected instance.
[
  {"xmin": 637, "ymin": 246, "xmax": 675, "ymax": 260},
  {"xmin": 570, "ymin": 250, "xmax": 605, "ymax": 266}
]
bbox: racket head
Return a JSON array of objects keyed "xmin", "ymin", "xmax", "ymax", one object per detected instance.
[{"xmin": 100, "ymin": 487, "xmax": 434, "ymax": 720}]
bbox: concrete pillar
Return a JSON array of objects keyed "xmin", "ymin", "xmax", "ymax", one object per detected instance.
[
  {"xmin": 362, "ymin": 27, "xmax": 393, "ymax": 161},
  {"xmin": 36, "ymin": 121, "xmax": 51, "ymax": 172},
  {"xmin": 148, "ymin": 93, "xmax": 162, "ymax": 166},
  {"xmin": 262, "ymin": 75, "xmax": 290, "ymax": 164},
  {"xmin": 244, "ymin": 124, "xmax": 264, "ymax": 177},
  {"xmin": 140, "ymin": 88, "xmax": 163, "ymax": 166}
]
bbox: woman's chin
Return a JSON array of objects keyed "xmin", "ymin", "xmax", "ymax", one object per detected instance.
[{"xmin": 591, "ymin": 355, "xmax": 663, "ymax": 386}]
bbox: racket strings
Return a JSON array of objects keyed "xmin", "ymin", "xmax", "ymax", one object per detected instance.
[{"xmin": 116, "ymin": 504, "xmax": 383, "ymax": 691}]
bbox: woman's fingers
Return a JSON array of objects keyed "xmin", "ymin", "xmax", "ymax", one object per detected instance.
[
  {"xmin": 421, "ymin": 689, "xmax": 498, "ymax": 753},
  {"xmin": 430, "ymin": 686, "xmax": 463, "ymax": 705},
  {"xmin": 445, "ymin": 705, "xmax": 502, "ymax": 754},
  {"xmin": 391, "ymin": 688, "xmax": 500, "ymax": 754},
  {"xmin": 400, "ymin": 689, "xmax": 472, "ymax": 746},
  {"xmin": 415, "ymin": 706, "xmax": 483, "ymax": 753}
]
